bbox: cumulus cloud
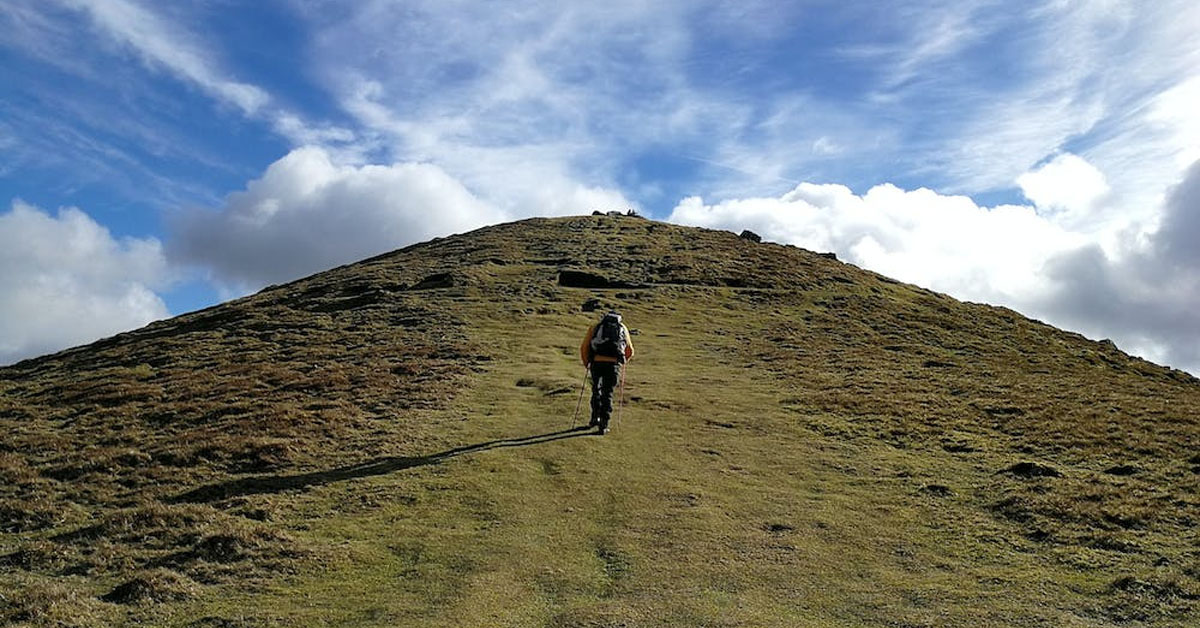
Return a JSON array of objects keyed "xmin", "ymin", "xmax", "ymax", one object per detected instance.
[
  {"xmin": 167, "ymin": 146, "xmax": 507, "ymax": 292},
  {"xmin": 1156, "ymin": 160, "xmax": 1200, "ymax": 269},
  {"xmin": 1036, "ymin": 160, "xmax": 1200, "ymax": 372},
  {"xmin": 0, "ymin": 201, "xmax": 170, "ymax": 365},
  {"xmin": 670, "ymin": 181, "xmax": 1083, "ymax": 306},
  {"xmin": 1016, "ymin": 153, "xmax": 1111, "ymax": 227},
  {"xmin": 667, "ymin": 161, "xmax": 1200, "ymax": 375},
  {"xmin": 424, "ymin": 144, "xmax": 635, "ymax": 218}
]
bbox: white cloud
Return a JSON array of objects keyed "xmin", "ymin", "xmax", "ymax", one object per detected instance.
[
  {"xmin": 306, "ymin": 0, "xmax": 1197, "ymax": 211},
  {"xmin": 0, "ymin": 200, "xmax": 170, "ymax": 365},
  {"xmin": 5, "ymin": 0, "xmax": 1198, "ymax": 378},
  {"xmin": 11, "ymin": 0, "xmax": 361, "ymax": 157},
  {"xmin": 666, "ymin": 165, "xmax": 1200, "ymax": 376},
  {"xmin": 60, "ymin": 0, "xmax": 269, "ymax": 114},
  {"xmin": 1034, "ymin": 160, "xmax": 1200, "ymax": 372},
  {"xmin": 423, "ymin": 144, "xmax": 635, "ymax": 218},
  {"xmin": 878, "ymin": 3, "xmax": 984, "ymax": 92},
  {"xmin": 167, "ymin": 146, "xmax": 508, "ymax": 293},
  {"xmin": 339, "ymin": 74, "xmax": 636, "ymax": 217},
  {"xmin": 670, "ymin": 182, "xmax": 1083, "ymax": 306},
  {"xmin": 1145, "ymin": 77, "xmax": 1200, "ymax": 171},
  {"xmin": 272, "ymin": 113, "xmax": 356, "ymax": 147},
  {"xmin": 851, "ymin": 0, "xmax": 1200, "ymax": 206},
  {"xmin": 1016, "ymin": 153, "xmax": 1111, "ymax": 226},
  {"xmin": 311, "ymin": 2, "xmax": 681, "ymax": 209}
]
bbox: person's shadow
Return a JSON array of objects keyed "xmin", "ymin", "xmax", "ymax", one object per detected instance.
[{"xmin": 171, "ymin": 426, "xmax": 594, "ymax": 504}]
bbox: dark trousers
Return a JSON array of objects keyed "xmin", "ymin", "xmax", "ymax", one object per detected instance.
[{"xmin": 589, "ymin": 362, "xmax": 622, "ymax": 428}]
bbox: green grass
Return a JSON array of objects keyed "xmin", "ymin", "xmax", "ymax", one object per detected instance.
[{"xmin": 2, "ymin": 216, "xmax": 1197, "ymax": 626}]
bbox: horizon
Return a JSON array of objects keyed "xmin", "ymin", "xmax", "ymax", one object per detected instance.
[{"xmin": 1, "ymin": 0, "xmax": 1198, "ymax": 374}]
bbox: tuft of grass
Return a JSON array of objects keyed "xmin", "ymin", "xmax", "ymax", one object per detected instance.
[
  {"xmin": 101, "ymin": 569, "xmax": 199, "ymax": 605},
  {"xmin": 1, "ymin": 578, "xmax": 117, "ymax": 627}
]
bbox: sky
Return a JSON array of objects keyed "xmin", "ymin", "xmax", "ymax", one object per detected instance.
[{"xmin": 1, "ymin": 0, "xmax": 1198, "ymax": 373}]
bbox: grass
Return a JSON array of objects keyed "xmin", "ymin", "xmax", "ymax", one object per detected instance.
[{"xmin": 2, "ymin": 215, "xmax": 1198, "ymax": 626}]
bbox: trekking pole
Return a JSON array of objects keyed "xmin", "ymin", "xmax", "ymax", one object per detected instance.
[{"xmin": 571, "ymin": 366, "xmax": 590, "ymax": 429}]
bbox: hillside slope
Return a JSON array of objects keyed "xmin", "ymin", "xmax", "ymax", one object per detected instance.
[{"xmin": 2, "ymin": 215, "xmax": 1198, "ymax": 627}]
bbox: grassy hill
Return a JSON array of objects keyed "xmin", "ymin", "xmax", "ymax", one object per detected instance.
[{"xmin": 2, "ymin": 215, "xmax": 1197, "ymax": 627}]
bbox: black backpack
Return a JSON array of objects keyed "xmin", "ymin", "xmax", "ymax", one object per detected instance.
[{"xmin": 590, "ymin": 313, "xmax": 627, "ymax": 363}]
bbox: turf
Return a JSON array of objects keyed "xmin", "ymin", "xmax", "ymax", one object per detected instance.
[{"xmin": 1, "ymin": 216, "xmax": 1197, "ymax": 626}]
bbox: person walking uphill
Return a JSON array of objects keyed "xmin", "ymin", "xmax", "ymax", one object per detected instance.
[{"xmin": 580, "ymin": 311, "xmax": 635, "ymax": 435}]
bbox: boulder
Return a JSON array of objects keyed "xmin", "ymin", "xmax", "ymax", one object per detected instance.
[
  {"xmin": 559, "ymin": 270, "xmax": 611, "ymax": 288},
  {"xmin": 558, "ymin": 270, "xmax": 647, "ymax": 289},
  {"xmin": 409, "ymin": 272, "xmax": 455, "ymax": 290}
]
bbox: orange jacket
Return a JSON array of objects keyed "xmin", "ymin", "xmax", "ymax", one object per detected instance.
[{"xmin": 580, "ymin": 322, "xmax": 635, "ymax": 366}]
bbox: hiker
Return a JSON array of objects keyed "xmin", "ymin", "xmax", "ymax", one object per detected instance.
[{"xmin": 580, "ymin": 311, "xmax": 635, "ymax": 434}]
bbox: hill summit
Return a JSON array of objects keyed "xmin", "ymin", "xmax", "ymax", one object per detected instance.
[{"xmin": 2, "ymin": 215, "xmax": 1198, "ymax": 626}]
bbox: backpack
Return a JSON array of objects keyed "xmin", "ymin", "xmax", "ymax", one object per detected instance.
[{"xmin": 590, "ymin": 313, "xmax": 627, "ymax": 363}]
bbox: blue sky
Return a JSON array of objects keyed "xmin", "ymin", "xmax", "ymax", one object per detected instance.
[{"xmin": 2, "ymin": 0, "xmax": 1199, "ymax": 373}]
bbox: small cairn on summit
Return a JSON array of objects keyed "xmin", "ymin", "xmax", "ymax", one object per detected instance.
[
  {"xmin": 739, "ymin": 229, "xmax": 762, "ymax": 243},
  {"xmin": 591, "ymin": 208, "xmax": 642, "ymax": 217}
]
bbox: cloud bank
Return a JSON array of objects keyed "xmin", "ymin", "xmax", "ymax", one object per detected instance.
[
  {"xmin": 0, "ymin": 201, "xmax": 170, "ymax": 365},
  {"xmin": 167, "ymin": 146, "xmax": 507, "ymax": 292},
  {"xmin": 670, "ymin": 181, "xmax": 1081, "ymax": 307},
  {"xmin": 668, "ymin": 158, "xmax": 1200, "ymax": 374},
  {"xmin": 1036, "ymin": 160, "xmax": 1200, "ymax": 371}
]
